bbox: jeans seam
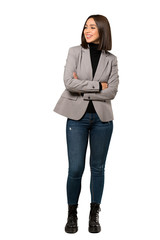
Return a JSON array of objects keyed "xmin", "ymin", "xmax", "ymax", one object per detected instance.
[{"xmin": 91, "ymin": 177, "xmax": 94, "ymax": 202}]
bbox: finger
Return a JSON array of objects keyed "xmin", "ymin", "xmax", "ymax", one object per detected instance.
[
  {"xmin": 73, "ymin": 72, "xmax": 78, "ymax": 79},
  {"xmin": 102, "ymin": 83, "xmax": 106, "ymax": 89}
]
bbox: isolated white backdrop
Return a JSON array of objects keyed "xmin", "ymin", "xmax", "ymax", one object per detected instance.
[{"xmin": 0, "ymin": 0, "xmax": 160, "ymax": 239}]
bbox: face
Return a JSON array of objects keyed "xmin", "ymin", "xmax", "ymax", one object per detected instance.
[{"xmin": 84, "ymin": 18, "xmax": 100, "ymax": 44}]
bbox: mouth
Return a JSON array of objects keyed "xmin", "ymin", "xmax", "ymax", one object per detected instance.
[{"xmin": 85, "ymin": 34, "xmax": 93, "ymax": 39}]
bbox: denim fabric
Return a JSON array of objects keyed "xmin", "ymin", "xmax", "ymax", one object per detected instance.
[{"xmin": 66, "ymin": 112, "xmax": 113, "ymax": 205}]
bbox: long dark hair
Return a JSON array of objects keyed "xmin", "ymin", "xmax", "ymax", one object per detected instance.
[{"xmin": 81, "ymin": 14, "xmax": 112, "ymax": 51}]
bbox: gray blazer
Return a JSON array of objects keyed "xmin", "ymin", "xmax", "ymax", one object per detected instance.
[{"xmin": 54, "ymin": 45, "xmax": 119, "ymax": 122}]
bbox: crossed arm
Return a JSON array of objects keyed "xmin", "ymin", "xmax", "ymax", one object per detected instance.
[
  {"xmin": 72, "ymin": 58, "xmax": 119, "ymax": 101},
  {"xmin": 73, "ymin": 72, "xmax": 108, "ymax": 90},
  {"xmin": 64, "ymin": 47, "xmax": 119, "ymax": 101},
  {"xmin": 83, "ymin": 57, "xmax": 119, "ymax": 101}
]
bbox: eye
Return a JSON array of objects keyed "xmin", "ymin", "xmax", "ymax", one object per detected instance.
[{"xmin": 91, "ymin": 27, "xmax": 95, "ymax": 29}]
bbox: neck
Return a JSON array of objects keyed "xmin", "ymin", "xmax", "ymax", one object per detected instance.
[
  {"xmin": 89, "ymin": 42, "xmax": 99, "ymax": 46},
  {"xmin": 89, "ymin": 42, "xmax": 101, "ymax": 51}
]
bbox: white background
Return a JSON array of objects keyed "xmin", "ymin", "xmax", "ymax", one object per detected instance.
[{"xmin": 0, "ymin": 0, "xmax": 160, "ymax": 239}]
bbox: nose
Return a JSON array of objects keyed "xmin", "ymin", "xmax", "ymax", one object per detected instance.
[{"xmin": 85, "ymin": 29, "xmax": 90, "ymax": 33}]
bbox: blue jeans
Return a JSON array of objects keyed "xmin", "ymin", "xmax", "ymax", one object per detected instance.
[{"xmin": 66, "ymin": 112, "xmax": 113, "ymax": 205}]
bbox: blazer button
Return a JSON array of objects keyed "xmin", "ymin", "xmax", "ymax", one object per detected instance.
[
  {"xmin": 88, "ymin": 96, "xmax": 90, "ymax": 99},
  {"xmin": 92, "ymin": 86, "xmax": 95, "ymax": 88}
]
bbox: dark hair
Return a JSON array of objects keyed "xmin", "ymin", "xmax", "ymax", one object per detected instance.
[{"xmin": 81, "ymin": 14, "xmax": 112, "ymax": 51}]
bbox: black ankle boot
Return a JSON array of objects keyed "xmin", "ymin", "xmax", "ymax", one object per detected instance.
[
  {"xmin": 65, "ymin": 204, "xmax": 78, "ymax": 233},
  {"xmin": 89, "ymin": 203, "xmax": 101, "ymax": 233}
]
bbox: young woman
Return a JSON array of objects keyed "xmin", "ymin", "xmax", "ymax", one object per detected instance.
[{"xmin": 54, "ymin": 14, "xmax": 119, "ymax": 234}]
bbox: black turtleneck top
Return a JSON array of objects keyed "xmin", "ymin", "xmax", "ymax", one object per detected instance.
[{"xmin": 86, "ymin": 42, "xmax": 102, "ymax": 113}]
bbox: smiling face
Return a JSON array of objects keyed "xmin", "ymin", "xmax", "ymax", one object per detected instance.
[{"xmin": 84, "ymin": 18, "xmax": 100, "ymax": 44}]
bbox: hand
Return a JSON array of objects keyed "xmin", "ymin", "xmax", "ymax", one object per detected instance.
[
  {"xmin": 73, "ymin": 72, "xmax": 78, "ymax": 79},
  {"xmin": 101, "ymin": 82, "xmax": 108, "ymax": 90}
]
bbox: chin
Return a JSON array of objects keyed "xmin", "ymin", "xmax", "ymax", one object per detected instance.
[
  {"xmin": 86, "ymin": 39, "xmax": 94, "ymax": 43},
  {"xmin": 85, "ymin": 38, "xmax": 99, "ymax": 44}
]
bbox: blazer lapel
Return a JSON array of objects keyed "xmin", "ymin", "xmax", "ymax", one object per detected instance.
[
  {"xmin": 82, "ymin": 47, "xmax": 110, "ymax": 82},
  {"xmin": 93, "ymin": 51, "xmax": 109, "ymax": 81},
  {"xmin": 82, "ymin": 48, "xmax": 92, "ymax": 80}
]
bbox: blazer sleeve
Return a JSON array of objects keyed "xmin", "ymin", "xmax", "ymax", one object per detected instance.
[
  {"xmin": 63, "ymin": 47, "xmax": 100, "ymax": 93},
  {"xmin": 83, "ymin": 57, "xmax": 119, "ymax": 101}
]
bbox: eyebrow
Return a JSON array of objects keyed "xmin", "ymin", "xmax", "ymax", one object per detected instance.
[{"xmin": 85, "ymin": 24, "xmax": 96, "ymax": 26}]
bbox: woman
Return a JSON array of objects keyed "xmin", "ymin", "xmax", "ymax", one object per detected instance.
[{"xmin": 54, "ymin": 14, "xmax": 119, "ymax": 233}]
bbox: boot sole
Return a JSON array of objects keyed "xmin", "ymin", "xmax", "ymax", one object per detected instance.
[
  {"xmin": 89, "ymin": 226, "xmax": 101, "ymax": 233},
  {"xmin": 65, "ymin": 226, "xmax": 78, "ymax": 234}
]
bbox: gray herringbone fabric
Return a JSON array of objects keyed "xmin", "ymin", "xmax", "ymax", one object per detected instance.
[{"xmin": 54, "ymin": 45, "xmax": 119, "ymax": 122}]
